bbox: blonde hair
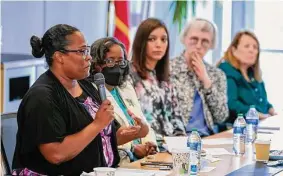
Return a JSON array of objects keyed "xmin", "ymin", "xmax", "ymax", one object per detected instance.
[
  {"xmin": 217, "ymin": 30, "xmax": 262, "ymax": 82},
  {"xmin": 180, "ymin": 17, "xmax": 217, "ymax": 49}
]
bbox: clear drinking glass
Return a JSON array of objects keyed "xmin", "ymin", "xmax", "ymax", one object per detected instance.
[
  {"xmin": 171, "ymin": 148, "xmax": 190, "ymax": 176},
  {"xmin": 254, "ymin": 139, "xmax": 271, "ymax": 162}
]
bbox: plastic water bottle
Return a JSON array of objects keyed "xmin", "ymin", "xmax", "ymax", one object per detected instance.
[
  {"xmin": 233, "ymin": 114, "xmax": 246, "ymax": 155},
  {"xmin": 187, "ymin": 128, "xmax": 202, "ymax": 175},
  {"xmin": 245, "ymin": 105, "xmax": 259, "ymax": 143}
]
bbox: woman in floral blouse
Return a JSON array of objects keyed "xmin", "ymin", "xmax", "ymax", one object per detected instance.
[{"xmin": 129, "ymin": 18, "xmax": 186, "ymax": 142}]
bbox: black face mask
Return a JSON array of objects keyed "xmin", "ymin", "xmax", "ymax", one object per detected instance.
[{"xmin": 101, "ymin": 65, "xmax": 126, "ymax": 86}]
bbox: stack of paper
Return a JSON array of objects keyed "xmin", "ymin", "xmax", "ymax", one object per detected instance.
[
  {"xmin": 204, "ymin": 148, "xmax": 232, "ymax": 156},
  {"xmin": 200, "ymin": 167, "xmax": 216, "ymax": 173},
  {"xmin": 81, "ymin": 168, "xmax": 171, "ymax": 176},
  {"xmin": 163, "ymin": 136, "xmax": 188, "ymax": 152},
  {"xmin": 202, "ymin": 138, "xmax": 233, "ymax": 145}
]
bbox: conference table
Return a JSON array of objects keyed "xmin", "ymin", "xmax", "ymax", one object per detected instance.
[{"xmin": 122, "ymin": 114, "xmax": 283, "ymax": 175}]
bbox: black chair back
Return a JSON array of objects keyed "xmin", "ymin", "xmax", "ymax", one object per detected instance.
[
  {"xmin": 1, "ymin": 112, "xmax": 17, "ymax": 175},
  {"xmin": 1, "ymin": 138, "xmax": 11, "ymax": 175}
]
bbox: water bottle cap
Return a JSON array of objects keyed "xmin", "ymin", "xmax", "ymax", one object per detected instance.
[
  {"xmin": 250, "ymin": 105, "xmax": 256, "ymax": 108},
  {"xmin": 192, "ymin": 128, "xmax": 198, "ymax": 132},
  {"xmin": 238, "ymin": 113, "xmax": 244, "ymax": 117}
]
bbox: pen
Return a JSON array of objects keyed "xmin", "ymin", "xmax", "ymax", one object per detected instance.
[
  {"xmin": 257, "ymin": 131, "xmax": 274, "ymax": 134},
  {"xmin": 141, "ymin": 164, "xmax": 169, "ymax": 168},
  {"xmin": 141, "ymin": 164, "xmax": 172, "ymax": 170},
  {"xmin": 140, "ymin": 162, "xmax": 173, "ymax": 168},
  {"xmin": 144, "ymin": 161, "xmax": 173, "ymax": 165}
]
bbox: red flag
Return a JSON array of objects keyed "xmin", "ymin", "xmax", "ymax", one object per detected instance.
[{"xmin": 113, "ymin": 0, "xmax": 130, "ymax": 53}]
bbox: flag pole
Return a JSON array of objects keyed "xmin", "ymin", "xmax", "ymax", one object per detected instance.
[{"xmin": 106, "ymin": 0, "xmax": 111, "ymax": 37}]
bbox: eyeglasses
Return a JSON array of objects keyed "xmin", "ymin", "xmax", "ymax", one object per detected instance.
[
  {"xmin": 60, "ymin": 46, "xmax": 90, "ymax": 60},
  {"xmin": 189, "ymin": 37, "xmax": 211, "ymax": 49},
  {"xmin": 104, "ymin": 58, "xmax": 128, "ymax": 68}
]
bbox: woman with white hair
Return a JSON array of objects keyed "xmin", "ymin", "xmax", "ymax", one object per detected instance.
[{"xmin": 170, "ymin": 18, "xmax": 229, "ymax": 136}]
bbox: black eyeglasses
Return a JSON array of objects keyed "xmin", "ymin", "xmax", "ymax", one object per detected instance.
[
  {"xmin": 60, "ymin": 46, "xmax": 90, "ymax": 60},
  {"xmin": 104, "ymin": 58, "xmax": 128, "ymax": 68}
]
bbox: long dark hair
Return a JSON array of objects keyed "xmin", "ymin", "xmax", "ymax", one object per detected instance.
[{"xmin": 131, "ymin": 18, "xmax": 170, "ymax": 82}]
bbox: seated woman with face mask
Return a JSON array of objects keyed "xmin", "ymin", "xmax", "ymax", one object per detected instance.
[{"xmin": 88, "ymin": 37, "xmax": 158, "ymax": 164}]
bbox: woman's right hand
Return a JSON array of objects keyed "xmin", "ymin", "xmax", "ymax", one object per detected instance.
[
  {"xmin": 268, "ymin": 108, "xmax": 277, "ymax": 116},
  {"xmin": 133, "ymin": 143, "xmax": 157, "ymax": 158},
  {"xmin": 133, "ymin": 144, "xmax": 148, "ymax": 158},
  {"xmin": 116, "ymin": 126, "xmax": 141, "ymax": 145},
  {"xmin": 93, "ymin": 99, "xmax": 114, "ymax": 128},
  {"xmin": 145, "ymin": 142, "xmax": 157, "ymax": 155}
]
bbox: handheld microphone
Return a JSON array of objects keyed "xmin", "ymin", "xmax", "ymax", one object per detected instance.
[{"xmin": 93, "ymin": 73, "xmax": 107, "ymax": 101}]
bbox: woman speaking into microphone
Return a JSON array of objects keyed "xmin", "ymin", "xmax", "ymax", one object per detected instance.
[{"xmin": 12, "ymin": 24, "xmax": 120, "ymax": 176}]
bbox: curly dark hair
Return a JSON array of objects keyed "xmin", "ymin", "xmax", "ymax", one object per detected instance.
[{"xmin": 89, "ymin": 37, "xmax": 129, "ymax": 85}]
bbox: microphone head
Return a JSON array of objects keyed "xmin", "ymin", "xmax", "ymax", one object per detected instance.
[{"xmin": 93, "ymin": 73, "xmax": 105, "ymax": 85}]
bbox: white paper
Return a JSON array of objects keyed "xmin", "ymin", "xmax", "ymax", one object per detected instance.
[
  {"xmin": 202, "ymin": 138, "xmax": 233, "ymax": 145},
  {"xmin": 204, "ymin": 155, "xmax": 222, "ymax": 163},
  {"xmin": 163, "ymin": 137, "xmax": 188, "ymax": 152},
  {"xmin": 200, "ymin": 167, "xmax": 216, "ymax": 173},
  {"xmin": 81, "ymin": 171, "xmax": 94, "ymax": 176},
  {"xmin": 81, "ymin": 169, "xmax": 171, "ymax": 176},
  {"xmin": 257, "ymin": 133, "xmax": 273, "ymax": 141},
  {"xmin": 270, "ymin": 130, "xmax": 283, "ymax": 150},
  {"xmin": 258, "ymin": 114, "xmax": 282, "ymax": 130},
  {"xmin": 204, "ymin": 148, "xmax": 232, "ymax": 156},
  {"xmin": 115, "ymin": 168, "xmax": 171, "ymax": 176}
]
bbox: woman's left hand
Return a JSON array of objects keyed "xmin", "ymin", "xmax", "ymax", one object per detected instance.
[
  {"xmin": 127, "ymin": 110, "xmax": 149, "ymax": 137},
  {"xmin": 117, "ymin": 126, "xmax": 141, "ymax": 136}
]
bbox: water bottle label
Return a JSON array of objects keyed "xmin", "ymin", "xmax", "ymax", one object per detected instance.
[
  {"xmin": 233, "ymin": 127, "xmax": 245, "ymax": 134},
  {"xmin": 233, "ymin": 124, "xmax": 246, "ymax": 154},
  {"xmin": 189, "ymin": 142, "xmax": 201, "ymax": 151},
  {"xmin": 246, "ymin": 119, "xmax": 259, "ymax": 125},
  {"xmin": 191, "ymin": 164, "xmax": 197, "ymax": 173}
]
